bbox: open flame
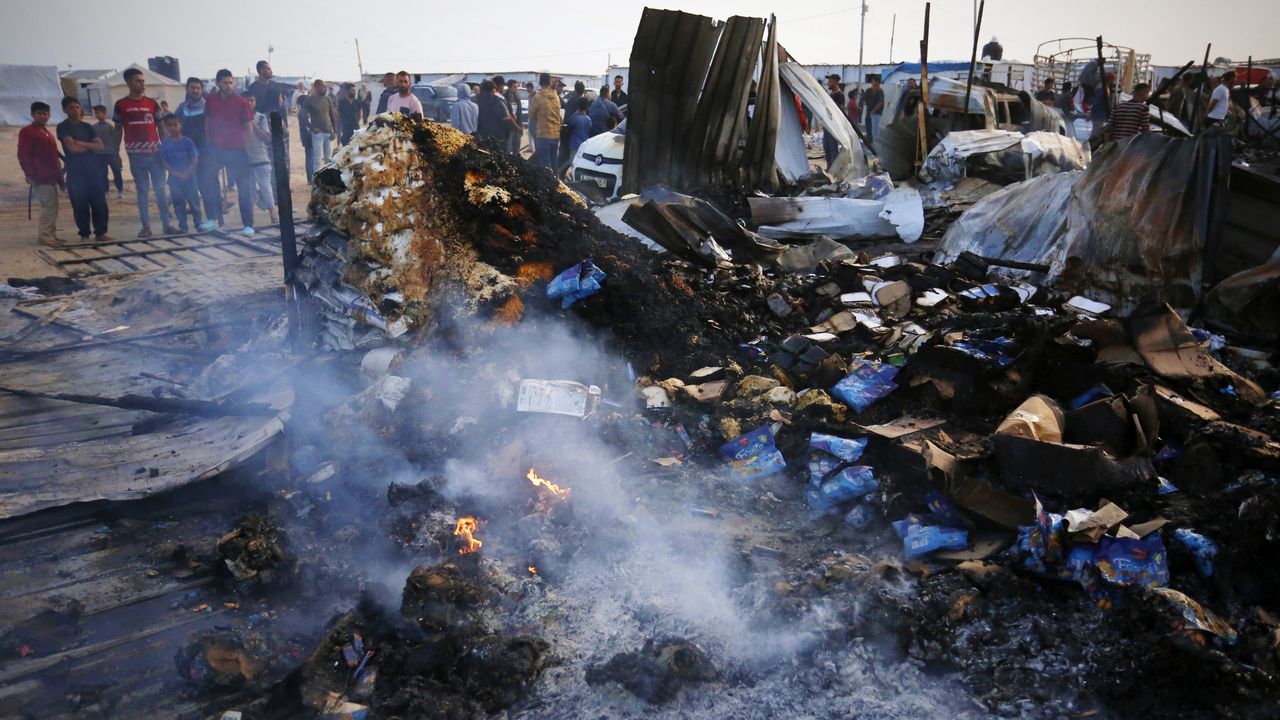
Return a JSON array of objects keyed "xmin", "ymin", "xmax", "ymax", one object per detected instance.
[
  {"xmin": 528, "ymin": 565, "xmax": 538, "ymax": 575},
  {"xmin": 527, "ymin": 468, "xmax": 571, "ymax": 498},
  {"xmin": 453, "ymin": 516, "xmax": 483, "ymax": 555}
]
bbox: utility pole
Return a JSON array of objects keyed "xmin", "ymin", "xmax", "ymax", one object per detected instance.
[
  {"xmin": 354, "ymin": 38, "xmax": 364, "ymax": 77},
  {"xmin": 857, "ymin": 1, "xmax": 867, "ymax": 86},
  {"xmin": 889, "ymin": 14, "xmax": 896, "ymax": 62}
]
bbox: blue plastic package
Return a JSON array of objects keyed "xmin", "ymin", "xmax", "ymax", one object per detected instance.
[
  {"xmin": 1172, "ymin": 528, "xmax": 1217, "ymax": 577},
  {"xmin": 546, "ymin": 260, "xmax": 606, "ymax": 308},
  {"xmin": 926, "ymin": 491, "xmax": 971, "ymax": 529},
  {"xmin": 892, "ymin": 513, "xmax": 929, "ymax": 538},
  {"xmin": 903, "ymin": 524, "xmax": 969, "ymax": 559},
  {"xmin": 810, "ymin": 433, "xmax": 868, "ymax": 462},
  {"xmin": 1157, "ymin": 477, "xmax": 1180, "ymax": 494},
  {"xmin": 1068, "ymin": 383, "xmax": 1114, "ymax": 409},
  {"xmin": 951, "ymin": 336, "xmax": 1017, "ymax": 368},
  {"xmin": 806, "ymin": 466, "xmax": 878, "ymax": 511},
  {"xmin": 718, "ymin": 425, "xmax": 786, "ymax": 481},
  {"xmin": 808, "ymin": 433, "xmax": 868, "ymax": 485},
  {"xmin": 830, "ymin": 360, "xmax": 899, "ymax": 414},
  {"xmin": 1093, "ymin": 534, "xmax": 1169, "ymax": 589}
]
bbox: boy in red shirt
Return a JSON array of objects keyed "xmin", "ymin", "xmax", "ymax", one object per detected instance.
[
  {"xmin": 16, "ymin": 101, "xmax": 62, "ymax": 245},
  {"xmin": 113, "ymin": 67, "xmax": 176, "ymax": 237}
]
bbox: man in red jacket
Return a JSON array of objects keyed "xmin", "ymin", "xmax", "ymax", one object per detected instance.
[{"xmin": 17, "ymin": 101, "xmax": 63, "ymax": 245}]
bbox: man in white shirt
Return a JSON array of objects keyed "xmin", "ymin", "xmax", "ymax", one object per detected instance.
[
  {"xmin": 1204, "ymin": 71, "xmax": 1234, "ymax": 127},
  {"xmin": 385, "ymin": 71, "xmax": 424, "ymax": 118}
]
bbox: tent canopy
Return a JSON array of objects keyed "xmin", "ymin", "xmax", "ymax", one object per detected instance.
[
  {"xmin": 0, "ymin": 65, "xmax": 65, "ymax": 125},
  {"xmin": 82, "ymin": 64, "xmax": 185, "ymax": 113}
]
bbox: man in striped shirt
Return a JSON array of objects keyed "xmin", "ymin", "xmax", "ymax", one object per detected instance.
[{"xmin": 1106, "ymin": 83, "xmax": 1151, "ymax": 143}]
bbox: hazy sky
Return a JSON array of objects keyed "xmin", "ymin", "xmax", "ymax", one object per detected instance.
[{"xmin": 5, "ymin": 0, "xmax": 1274, "ymax": 80}]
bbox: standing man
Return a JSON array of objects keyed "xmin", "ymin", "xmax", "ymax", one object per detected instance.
[
  {"xmin": 1165, "ymin": 75, "xmax": 1191, "ymax": 125},
  {"xmin": 1034, "ymin": 77, "xmax": 1057, "ymax": 106},
  {"xmin": 357, "ymin": 84, "xmax": 372, "ymax": 124},
  {"xmin": 1204, "ymin": 71, "xmax": 1234, "ymax": 128},
  {"xmin": 610, "ymin": 75, "xmax": 629, "ymax": 107},
  {"xmin": 91, "ymin": 104, "xmax": 125, "ymax": 199},
  {"xmin": 113, "ymin": 67, "xmax": 175, "ymax": 237},
  {"xmin": 299, "ymin": 78, "xmax": 339, "ymax": 181},
  {"xmin": 450, "ymin": 82, "xmax": 478, "ymax": 134},
  {"xmin": 474, "ymin": 79, "xmax": 518, "ymax": 146},
  {"xmin": 338, "ymin": 83, "xmax": 361, "ymax": 144},
  {"xmin": 57, "ymin": 96, "xmax": 110, "ymax": 242},
  {"xmin": 588, "ymin": 85, "xmax": 623, "ymax": 136},
  {"xmin": 1106, "ymin": 83, "xmax": 1151, "ymax": 142},
  {"xmin": 505, "ymin": 78, "xmax": 524, "ymax": 153},
  {"xmin": 1089, "ymin": 72, "xmax": 1117, "ymax": 147},
  {"xmin": 823, "ymin": 74, "xmax": 846, "ymax": 166},
  {"xmin": 203, "ymin": 69, "xmax": 256, "ymax": 235},
  {"xmin": 245, "ymin": 61, "xmax": 291, "ymax": 150},
  {"xmin": 17, "ymin": 101, "xmax": 63, "ymax": 245},
  {"xmin": 374, "ymin": 72, "xmax": 396, "ymax": 115},
  {"xmin": 862, "ymin": 75, "xmax": 885, "ymax": 142},
  {"xmin": 175, "ymin": 77, "xmax": 215, "ymax": 221},
  {"xmin": 384, "ymin": 71, "xmax": 423, "ymax": 117},
  {"xmin": 527, "ymin": 73, "xmax": 561, "ymax": 170}
]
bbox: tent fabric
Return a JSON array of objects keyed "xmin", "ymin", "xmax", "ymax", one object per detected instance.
[
  {"xmin": 84, "ymin": 65, "xmax": 186, "ymax": 113},
  {"xmin": 0, "ymin": 65, "xmax": 65, "ymax": 125},
  {"xmin": 935, "ymin": 129, "xmax": 1232, "ymax": 311}
]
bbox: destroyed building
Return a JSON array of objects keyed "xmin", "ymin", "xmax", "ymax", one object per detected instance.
[{"xmin": 1, "ymin": 7, "xmax": 1280, "ymax": 720}]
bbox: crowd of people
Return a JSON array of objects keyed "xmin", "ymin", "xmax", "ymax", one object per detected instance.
[{"xmin": 17, "ymin": 62, "xmax": 631, "ymax": 246}]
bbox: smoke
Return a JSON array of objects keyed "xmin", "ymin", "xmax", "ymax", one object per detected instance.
[{"xmin": 208, "ymin": 293, "xmax": 978, "ymax": 715}]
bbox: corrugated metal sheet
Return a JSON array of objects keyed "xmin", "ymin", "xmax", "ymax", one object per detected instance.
[
  {"xmin": 692, "ymin": 15, "xmax": 765, "ymax": 189},
  {"xmin": 622, "ymin": 9, "xmax": 722, "ymax": 194},
  {"xmin": 742, "ymin": 16, "xmax": 779, "ymax": 190}
]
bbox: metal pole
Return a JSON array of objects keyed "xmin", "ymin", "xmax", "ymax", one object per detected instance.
[
  {"xmin": 355, "ymin": 38, "xmax": 364, "ymax": 77},
  {"xmin": 963, "ymin": 0, "xmax": 985, "ymax": 131},
  {"xmin": 270, "ymin": 111, "xmax": 298, "ymax": 286},
  {"xmin": 1094, "ymin": 37, "xmax": 1111, "ymax": 123},
  {"xmin": 915, "ymin": 2, "xmax": 931, "ymax": 173},
  {"xmin": 1190, "ymin": 43, "xmax": 1211, "ymax": 135},
  {"xmin": 889, "ymin": 14, "xmax": 896, "ymax": 62},
  {"xmin": 857, "ymin": 1, "xmax": 867, "ymax": 86}
]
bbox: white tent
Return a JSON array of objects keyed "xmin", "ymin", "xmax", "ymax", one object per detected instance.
[
  {"xmin": 87, "ymin": 65, "xmax": 186, "ymax": 114},
  {"xmin": 0, "ymin": 64, "xmax": 65, "ymax": 125}
]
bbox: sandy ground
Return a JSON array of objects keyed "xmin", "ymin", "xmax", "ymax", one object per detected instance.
[{"xmin": 0, "ymin": 124, "xmax": 315, "ymax": 280}]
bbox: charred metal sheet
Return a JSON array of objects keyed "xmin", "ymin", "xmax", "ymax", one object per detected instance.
[
  {"xmin": 1214, "ymin": 165, "xmax": 1280, "ymax": 282},
  {"xmin": 743, "ymin": 16, "xmax": 780, "ymax": 190},
  {"xmin": 936, "ymin": 129, "xmax": 1232, "ymax": 310},
  {"xmin": 622, "ymin": 9, "xmax": 722, "ymax": 194},
  {"xmin": 691, "ymin": 15, "xmax": 765, "ymax": 189},
  {"xmin": 1203, "ymin": 260, "xmax": 1280, "ymax": 342}
]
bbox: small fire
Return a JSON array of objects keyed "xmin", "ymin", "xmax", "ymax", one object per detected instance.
[
  {"xmin": 454, "ymin": 516, "xmax": 483, "ymax": 555},
  {"xmin": 527, "ymin": 468, "xmax": 571, "ymax": 498},
  {"xmin": 528, "ymin": 565, "xmax": 538, "ymax": 575}
]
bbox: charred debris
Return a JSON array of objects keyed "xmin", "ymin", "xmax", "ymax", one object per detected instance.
[{"xmin": 2, "ymin": 7, "xmax": 1280, "ymax": 720}]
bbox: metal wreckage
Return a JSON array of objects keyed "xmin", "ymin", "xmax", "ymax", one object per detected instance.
[{"xmin": 2, "ymin": 7, "xmax": 1280, "ymax": 720}]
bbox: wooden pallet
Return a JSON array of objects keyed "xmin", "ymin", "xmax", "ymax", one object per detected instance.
[{"xmin": 36, "ymin": 225, "xmax": 293, "ymax": 277}]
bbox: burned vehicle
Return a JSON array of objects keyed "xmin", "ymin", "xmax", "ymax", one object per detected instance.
[{"xmin": 879, "ymin": 76, "xmax": 1068, "ymax": 179}]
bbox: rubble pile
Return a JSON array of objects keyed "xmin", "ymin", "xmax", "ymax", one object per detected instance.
[{"xmin": 136, "ymin": 96, "xmax": 1277, "ymax": 718}]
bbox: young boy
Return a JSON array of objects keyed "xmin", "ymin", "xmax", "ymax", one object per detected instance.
[
  {"xmin": 92, "ymin": 105, "xmax": 125, "ymax": 199},
  {"xmin": 16, "ymin": 101, "xmax": 62, "ymax": 245},
  {"xmin": 56, "ymin": 96, "xmax": 111, "ymax": 241},
  {"xmin": 159, "ymin": 114, "xmax": 212, "ymax": 232},
  {"xmin": 243, "ymin": 94, "xmax": 278, "ymax": 224}
]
